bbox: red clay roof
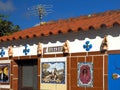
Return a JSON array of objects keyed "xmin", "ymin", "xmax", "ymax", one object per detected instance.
[{"xmin": 0, "ymin": 10, "xmax": 120, "ymax": 42}]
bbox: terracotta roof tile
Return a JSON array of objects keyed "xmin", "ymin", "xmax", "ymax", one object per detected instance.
[{"xmin": 0, "ymin": 10, "xmax": 120, "ymax": 42}]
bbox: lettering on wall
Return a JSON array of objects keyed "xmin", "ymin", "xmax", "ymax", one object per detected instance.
[{"xmin": 43, "ymin": 46, "xmax": 63, "ymax": 53}]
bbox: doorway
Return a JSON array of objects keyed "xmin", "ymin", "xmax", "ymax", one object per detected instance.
[
  {"xmin": 108, "ymin": 54, "xmax": 120, "ymax": 90},
  {"xmin": 17, "ymin": 59, "xmax": 38, "ymax": 90}
]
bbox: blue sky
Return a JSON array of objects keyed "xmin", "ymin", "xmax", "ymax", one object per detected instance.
[{"xmin": 0, "ymin": 0, "xmax": 120, "ymax": 30}]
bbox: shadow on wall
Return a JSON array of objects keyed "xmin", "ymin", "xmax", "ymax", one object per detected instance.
[{"xmin": 0, "ymin": 26, "xmax": 120, "ymax": 48}]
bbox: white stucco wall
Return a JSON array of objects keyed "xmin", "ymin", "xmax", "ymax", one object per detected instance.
[{"xmin": 0, "ymin": 26, "xmax": 120, "ymax": 58}]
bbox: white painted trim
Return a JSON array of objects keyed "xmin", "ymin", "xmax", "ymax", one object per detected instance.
[
  {"xmin": 0, "ymin": 85, "xmax": 10, "ymax": 89},
  {"xmin": 41, "ymin": 57, "xmax": 66, "ymax": 62},
  {"xmin": 0, "ymin": 35, "xmax": 120, "ymax": 58},
  {"xmin": 103, "ymin": 56, "xmax": 105, "ymax": 90},
  {"xmin": 0, "ymin": 60, "xmax": 11, "ymax": 63}
]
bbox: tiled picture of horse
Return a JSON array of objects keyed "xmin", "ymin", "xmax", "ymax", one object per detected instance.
[{"xmin": 41, "ymin": 62, "xmax": 65, "ymax": 84}]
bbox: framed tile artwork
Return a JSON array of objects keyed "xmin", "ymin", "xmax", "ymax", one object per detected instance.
[
  {"xmin": 78, "ymin": 62, "xmax": 93, "ymax": 87},
  {"xmin": 41, "ymin": 57, "xmax": 66, "ymax": 84},
  {"xmin": 0, "ymin": 63, "xmax": 10, "ymax": 83}
]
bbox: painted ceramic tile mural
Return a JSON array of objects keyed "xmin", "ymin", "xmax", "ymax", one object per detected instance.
[
  {"xmin": 0, "ymin": 63, "xmax": 10, "ymax": 83},
  {"xmin": 41, "ymin": 61, "xmax": 65, "ymax": 84},
  {"xmin": 78, "ymin": 62, "xmax": 93, "ymax": 87}
]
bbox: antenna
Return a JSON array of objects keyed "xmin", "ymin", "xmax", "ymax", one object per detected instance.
[{"xmin": 27, "ymin": 4, "xmax": 53, "ymax": 24}]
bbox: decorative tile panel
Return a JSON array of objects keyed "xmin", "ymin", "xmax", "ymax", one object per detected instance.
[
  {"xmin": 41, "ymin": 57, "xmax": 66, "ymax": 84},
  {"xmin": 83, "ymin": 41, "xmax": 92, "ymax": 51},
  {"xmin": 0, "ymin": 48, "xmax": 5, "ymax": 57},
  {"xmin": 78, "ymin": 62, "xmax": 93, "ymax": 87},
  {"xmin": 23, "ymin": 44, "xmax": 30, "ymax": 55},
  {"xmin": 0, "ymin": 63, "xmax": 10, "ymax": 83}
]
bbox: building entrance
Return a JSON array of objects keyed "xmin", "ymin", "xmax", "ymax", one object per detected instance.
[
  {"xmin": 108, "ymin": 54, "xmax": 120, "ymax": 90},
  {"xmin": 17, "ymin": 59, "xmax": 38, "ymax": 90}
]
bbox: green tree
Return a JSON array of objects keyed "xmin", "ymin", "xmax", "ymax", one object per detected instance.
[{"xmin": 0, "ymin": 14, "xmax": 20, "ymax": 36}]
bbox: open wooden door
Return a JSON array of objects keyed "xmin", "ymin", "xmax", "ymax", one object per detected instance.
[{"xmin": 18, "ymin": 60, "xmax": 38, "ymax": 90}]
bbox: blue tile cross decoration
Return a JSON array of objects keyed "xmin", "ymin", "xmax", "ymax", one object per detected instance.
[
  {"xmin": 83, "ymin": 41, "xmax": 92, "ymax": 51},
  {"xmin": 0, "ymin": 48, "xmax": 5, "ymax": 57},
  {"xmin": 23, "ymin": 44, "xmax": 30, "ymax": 55}
]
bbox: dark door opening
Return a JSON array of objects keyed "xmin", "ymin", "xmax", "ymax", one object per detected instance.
[{"xmin": 17, "ymin": 59, "xmax": 38, "ymax": 90}]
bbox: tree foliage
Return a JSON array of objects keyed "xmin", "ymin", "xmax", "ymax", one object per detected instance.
[{"xmin": 0, "ymin": 14, "xmax": 20, "ymax": 36}]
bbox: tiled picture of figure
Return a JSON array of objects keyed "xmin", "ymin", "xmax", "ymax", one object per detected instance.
[
  {"xmin": 41, "ymin": 62, "xmax": 65, "ymax": 84},
  {"xmin": 0, "ymin": 64, "xmax": 10, "ymax": 83},
  {"xmin": 78, "ymin": 62, "xmax": 93, "ymax": 87}
]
